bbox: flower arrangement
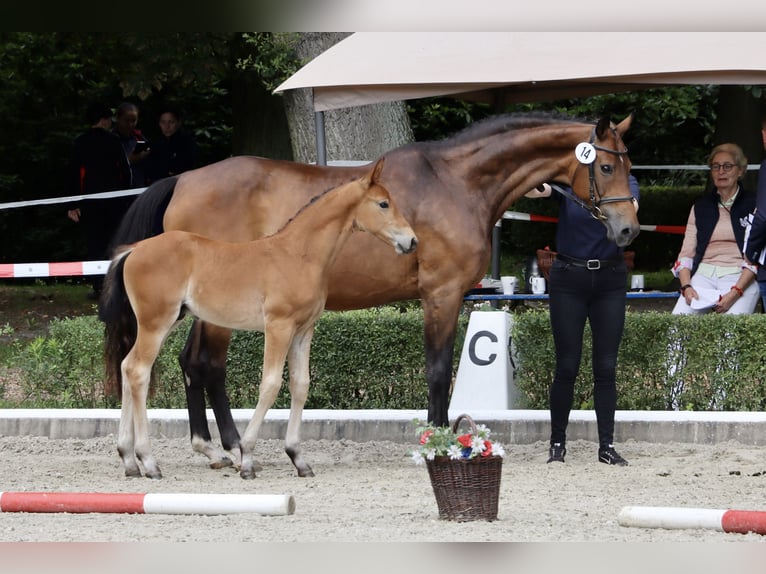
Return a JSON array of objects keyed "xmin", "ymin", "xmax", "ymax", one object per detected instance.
[{"xmin": 410, "ymin": 418, "xmax": 505, "ymax": 465}]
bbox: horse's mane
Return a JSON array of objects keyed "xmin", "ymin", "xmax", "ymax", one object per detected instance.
[
  {"xmin": 418, "ymin": 111, "xmax": 594, "ymax": 149},
  {"xmin": 272, "ymin": 180, "xmax": 352, "ymax": 236}
]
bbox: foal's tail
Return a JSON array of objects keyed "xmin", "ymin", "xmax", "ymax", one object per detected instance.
[{"xmin": 98, "ymin": 247, "xmax": 136, "ymax": 399}]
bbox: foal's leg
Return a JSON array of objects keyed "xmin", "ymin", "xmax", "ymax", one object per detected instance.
[
  {"xmin": 284, "ymin": 328, "xmax": 315, "ymax": 477},
  {"xmin": 117, "ymin": 374, "xmax": 140, "ymax": 478},
  {"xmin": 119, "ymin": 327, "xmax": 168, "ymax": 479},
  {"xmin": 239, "ymin": 326, "xmax": 293, "ymax": 480}
]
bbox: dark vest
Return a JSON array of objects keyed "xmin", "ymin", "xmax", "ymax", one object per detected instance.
[{"xmin": 692, "ymin": 187, "xmax": 755, "ymax": 274}]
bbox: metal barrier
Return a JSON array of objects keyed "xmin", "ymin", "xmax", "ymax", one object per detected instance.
[{"xmin": 464, "ymin": 292, "xmax": 679, "ymax": 302}]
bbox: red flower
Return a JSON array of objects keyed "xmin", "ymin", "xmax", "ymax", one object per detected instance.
[
  {"xmin": 457, "ymin": 434, "xmax": 473, "ymax": 448},
  {"xmin": 481, "ymin": 440, "xmax": 493, "ymax": 457},
  {"xmin": 419, "ymin": 430, "xmax": 434, "ymax": 445}
]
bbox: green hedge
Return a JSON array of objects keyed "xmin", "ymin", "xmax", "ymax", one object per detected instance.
[
  {"xmin": 4, "ymin": 308, "xmax": 467, "ymax": 410},
  {"xmin": 513, "ymin": 310, "xmax": 766, "ymax": 411},
  {"xmin": 6, "ymin": 307, "xmax": 766, "ymax": 412}
]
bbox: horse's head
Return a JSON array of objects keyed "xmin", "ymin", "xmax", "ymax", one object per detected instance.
[
  {"xmin": 353, "ymin": 158, "xmax": 418, "ymax": 255},
  {"xmin": 569, "ymin": 114, "xmax": 639, "ymax": 247}
]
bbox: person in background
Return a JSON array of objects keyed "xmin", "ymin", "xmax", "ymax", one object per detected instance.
[
  {"xmin": 526, "ymin": 174, "xmax": 640, "ymax": 466},
  {"xmin": 672, "ymin": 143, "xmax": 758, "ymax": 315},
  {"xmin": 145, "ymin": 106, "xmax": 199, "ymax": 183},
  {"xmin": 66, "ymin": 102, "xmax": 131, "ymax": 299},
  {"xmin": 113, "ymin": 101, "xmax": 150, "ymax": 188},
  {"xmin": 743, "ymin": 115, "xmax": 766, "ymax": 308}
]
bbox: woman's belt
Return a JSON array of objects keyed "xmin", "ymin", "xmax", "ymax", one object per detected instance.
[{"xmin": 556, "ymin": 253, "xmax": 624, "ymax": 270}]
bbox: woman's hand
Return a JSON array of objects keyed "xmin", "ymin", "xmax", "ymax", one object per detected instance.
[
  {"xmin": 713, "ymin": 290, "xmax": 738, "ymax": 313},
  {"xmin": 681, "ymin": 284, "xmax": 697, "ymax": 305}
]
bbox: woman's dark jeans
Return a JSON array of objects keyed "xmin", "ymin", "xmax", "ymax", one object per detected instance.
[{"xmin": 547, "ymin": 258, "xmax": 627, "ymax": 449}]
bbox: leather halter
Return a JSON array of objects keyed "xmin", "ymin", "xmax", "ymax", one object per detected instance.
[{"xmin": 555, "ymin": 125, "xmax": 633, "ymax": 221}]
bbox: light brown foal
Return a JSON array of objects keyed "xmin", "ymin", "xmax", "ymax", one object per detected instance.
[{"xmin": 99, "ymin": 158, "xmax": 417, "ymax": 479}]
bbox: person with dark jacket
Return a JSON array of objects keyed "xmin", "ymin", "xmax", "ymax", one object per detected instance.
[
  {"xmin": 145, "ymin": 107, "xmax": 198, "ymax": 183},
  {"xmin": 672, "ymin": 143, "xmax": 758, "ymax": 315},
  {"xmin": 66, "ymin": 102, "xmax": 132, "ymax": 298},
  {"xmin": 527, "ymin": 174, "xmax": 640, "ymax": 466},
  {"xmin": 742, "ymin": 116, "xmax": 766, "ymax": 307},
  {"xmin": 113, "ymin": 101, "xmax": 150, "ymax": 188}
]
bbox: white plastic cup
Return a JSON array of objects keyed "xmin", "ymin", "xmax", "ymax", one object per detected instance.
[
  {"xmin": 531, "ymin": 276, "xmax": 546, "ymax": 294},
  {"xmin": 630, "ymin": 274, "xmax": 645, "ymax": 291},
  {"xmin": 500, "ymin": 276, "xmax": 517, "ymax": 294}
]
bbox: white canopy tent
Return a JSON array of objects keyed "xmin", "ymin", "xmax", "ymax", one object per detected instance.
[
  {"xmin": 276, "ymin": 32, "xmax": 766, "ymax": 112},
  {"xmin": 274, "ymin": 32, "xmax": 766, "ymax": 278}
]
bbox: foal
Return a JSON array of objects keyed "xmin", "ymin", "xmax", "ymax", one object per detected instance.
[{"xmin": 99, "ymin": 158, "xmax": 417, "ymax": 479}]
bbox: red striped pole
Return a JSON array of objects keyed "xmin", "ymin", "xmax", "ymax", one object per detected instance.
[
  {"xmin": 0, "ymin": 491, "xmax": 295, "ymax": 515},
  {"xmin": 502, "ymin": 211, "xmax": 686, "ymax": 234},
  {"xmin": 618, "ymin": 506, "xmax": 766, "ymax": 535}
]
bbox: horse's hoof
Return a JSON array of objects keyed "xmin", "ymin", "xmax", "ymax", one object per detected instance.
[
  {"xmin": 209, "ymin": 457, "xmax": 234, "ymax": 470},
  {"xmin": 297, "ymin": 466, "xmax": 315, "ymax": 478},
  {"xmin": 145, "ymin": 470, "xmax": 163, "ymax": 479},
  {"xmin": 240, "ymin": 468, "xmax": 257, "ymax": 480},
  {"xmin": 125, "ymin": 469, "xmax": 142, "ymax": 478}
]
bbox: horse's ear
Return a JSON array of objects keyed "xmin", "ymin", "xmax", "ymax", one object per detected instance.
[
  {"xmin": 614, "ymin": 113, "xmax": 634, "ymax": 138},
  {"xmin": 371, "ymin": 157, "xmax": 385, "ymax": 183},
  {"xmin": 595, "ymin": 116, "xmax": 611, "ymax": 140}
]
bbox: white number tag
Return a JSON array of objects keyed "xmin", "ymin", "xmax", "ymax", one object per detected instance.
[{"xmin": 575, "ymin": 142, "xmax": 597, "ymax": 164}]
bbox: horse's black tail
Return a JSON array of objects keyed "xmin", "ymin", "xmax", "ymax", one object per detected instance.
[
  {"xmin": 108, "ymin": 175, "xmax": 178, "ymax": 255},
  {"xmin": 98, "ymin": 249, "xmax": 136, "ymax": 399}
]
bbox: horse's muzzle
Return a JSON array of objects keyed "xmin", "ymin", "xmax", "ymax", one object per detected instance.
[{"xmin": 397, "ymin": 235, "xmax": 418, "ymax": 255}]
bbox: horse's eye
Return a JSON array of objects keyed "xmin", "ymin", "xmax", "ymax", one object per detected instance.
[
  {"xmin": 600, "ymin": 164, "xmax": 613, "ymax": 175},
  {"xmin": 378, "ymin": 200, "xmax": 389, "ymax": 209}
]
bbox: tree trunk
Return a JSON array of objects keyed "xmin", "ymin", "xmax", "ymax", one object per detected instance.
[
  {"xmin": 282, "ymin": 33, "xmax": 414, "ymax": 164},
  {"xmin": 714, "ymin": 86, "xmax": 763, "ymax": 191}
]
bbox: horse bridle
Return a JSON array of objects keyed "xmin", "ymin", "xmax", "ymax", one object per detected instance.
[{"xmin": 554, "ymin": 125, "xmax": 633, "ymax": 221}]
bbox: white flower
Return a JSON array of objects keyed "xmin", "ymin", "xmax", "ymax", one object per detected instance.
[
  {"xmin": 447, "ymin": 444, "xmax": 463, "ymax": 460},
  {"xmin": 476, "ymin": 423, "xmax": 491, "ymax": 438},
  {"xmin": 471, "ymin": 435, "xmax": 486, "ymax": 454},
  {"xmin": 411, "ymin": 451, "xmax": 425, "ymax": 465},
  {"xmin": 493, "ymin": 443, "xmax": 506, "ymax": 458},
  {"xmin": 425, "ymin": 448, "xmax": 437, "ymax": 461}
]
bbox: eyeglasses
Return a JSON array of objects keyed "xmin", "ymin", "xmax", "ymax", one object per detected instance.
[{"xmin": 710, "ymin": 163, "xmax": 737, "ymax": 172}]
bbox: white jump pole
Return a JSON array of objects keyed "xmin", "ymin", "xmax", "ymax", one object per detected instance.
[
  {"xmin": 0, "ymin": 491, "xmax": 295, "ymax": 516},
  {"xmin": 618, "ymin": 506, "xmax": 766, "ymax": 535}
]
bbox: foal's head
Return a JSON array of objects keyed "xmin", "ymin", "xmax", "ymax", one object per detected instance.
[{"xmin": 352, "ymin": 158, "xmax": 418, "ymax": 255}]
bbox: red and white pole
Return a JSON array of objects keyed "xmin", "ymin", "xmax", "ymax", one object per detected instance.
[
  {"xmin": 0, "ymin": 491, "xmax": 295, "ymax": 516},
  {"xmin": 618, "ymin": 506, "xmax": 766, "ymax": 535}
]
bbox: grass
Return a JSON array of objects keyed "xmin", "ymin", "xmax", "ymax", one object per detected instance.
[{"xmin": 0, "ymin": 280, "xmax": 97, "ymax": 360}]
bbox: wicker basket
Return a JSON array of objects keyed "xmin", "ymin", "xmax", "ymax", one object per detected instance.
[{"xmin": 425, "ymin": 414, "xmax": 503, "ymax": 522}]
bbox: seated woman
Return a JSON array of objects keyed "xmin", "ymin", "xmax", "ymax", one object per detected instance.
[{"xmin": 671, "ymin": 142, "xmax": 758, "ymax": 315}]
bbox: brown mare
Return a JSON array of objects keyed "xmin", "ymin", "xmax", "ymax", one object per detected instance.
[
  {"xmin": 109, "ymin": 112, "xmax": 639, "ymax": 469},
  {"xmin": 99, "ymin": 158, "xmax": 417, "ymax": 479}
]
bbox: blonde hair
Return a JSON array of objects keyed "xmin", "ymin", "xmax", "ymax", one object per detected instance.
[{"xmin": 707, "ymin": 143, "xmax": 747, "ymax": 169}]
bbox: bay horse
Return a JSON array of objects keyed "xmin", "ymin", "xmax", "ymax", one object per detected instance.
[
  {"xmin": 109, "ymin": 112, "xmax": 639, "ymax": 469},
  {"xmin": 99, "ymin": 158, "xmax": 417, "ymax": 479}
]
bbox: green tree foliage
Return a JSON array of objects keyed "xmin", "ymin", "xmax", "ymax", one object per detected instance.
[
  {"xmin": 237, "ymin": 33, "xmax": 302, "ymax": 92},
  {"xmin": 0, "ymin": 32, "xmax": 234, "ymax": 264},
  {"xmin": 408, "ymin": 87, "xmax": 720, "ymax": 187}
]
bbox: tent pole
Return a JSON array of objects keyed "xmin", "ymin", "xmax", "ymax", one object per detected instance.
[
  {"xmin": 314, "ymin": 110, "xmax": 327, "ymax": 166},
  {"xmin": 490, "ymin": 96, "xmax": 504, "ymax": 308},
  {"xmin": 492, "ymin": 221, "xmax": 502, "ymax": 279}
]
